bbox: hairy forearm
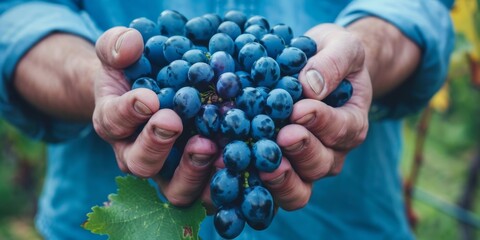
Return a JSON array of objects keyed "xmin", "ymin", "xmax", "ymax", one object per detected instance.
[
  {"xmin": 14, "ymin": 33, "xmax": 98, "ymax": 121},
  {"xmin": 347, "ymin": 17, "xmax": 421, "ymax": 99}
]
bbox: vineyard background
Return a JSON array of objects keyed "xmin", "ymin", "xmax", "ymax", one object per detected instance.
[{"xmin": 1, "ymin": 1, "xmax": 480, "ymax": 239}]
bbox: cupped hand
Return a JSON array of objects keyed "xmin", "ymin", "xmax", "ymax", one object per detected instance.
[
  {"xmin": 257, "ymin": 24, "xmax": 372, "ymax": 211},
  {"xmin": 92, "ymin": 27, "xmax": 218, "ymax": 206}
]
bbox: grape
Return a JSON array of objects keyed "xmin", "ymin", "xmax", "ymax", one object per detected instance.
[
  {"xmin": 131, "ymin": 77, "xmax": 160, "ymax": 93},
  {"xmin": 129, "ymin": 17, "xmax": 158, "ymax": 44},
  {"xmin": 218, "ymin": 21, "xmax": 242, "ymax": 41},
  {"xmin": 290, "ymin": 36, "xmax": 317, "ymax": 58},
  {"xmin": 223, "ymin": 140, "xmax": 251, "ymax": 172},
  {"xmin": 251, "ymin": 56, "xmax": 281, "ymax": 88},
  {"xmin": 145, "ymin": 35, "xmax": 168, "ymax": 67},
  {"xmin": 124, "ymin": 55, "xmax": 152, "ymax": 83},
  {"xmin": 265, "ymin": 88, "xmax": 293, "ymax": 120},
  {"xmin": 276, "ymin": 47, "xmax": 307, "ymax": 76},
  {"xmin": 195, "ymin": 104, "xmax": 221, "ymax": 137},
  {"xmin": 251, "ymin": 114, "xmax": 275, "ymax": 140},
  {"xmin": 238, "ymin": 42, "xmax": 267, "ymax": 72},
  {"xmin": 163, "ymin": 36, "xmax": 193, "ymax": 63},
  {"xmin": 260, "ymin": 33, "xmax": 285, "ymax": 58},
  {"xmin": 210, "ymin": 169, "xmax": 241, "ymax": 207},
  {"xmin": 271, "ymin": 23, "xmax": 293, "ymax": 45},
  {"xmin": 223, "ymin": 10, "xmax": 247, "ymax": 31},
  {"xmin": 209, "ymin": 33, "xmax": 235, "ymax": 55},
  {"xmin": 182, "ymin": 49, "xmax": 209, "ymax": 64},
  {"xmin": 157, "ymin": 10, "xmax": 187, "ymax": 36},
  {"xmin": 173, "ymin": 87, "xmax": 201, "ymax": 119},
  {"xmin": 323, "ymin": 79, "xmax": 353, "ymax": 107},
  {"xmin": 214, "ymin": 206, "xmax": 245, "ymax": 239},
  {"xmin": 241, "ymin": 186, "xmax": 274, "ymax": 230},
  {"xmin": 253, "ymin": 139, "xmax": 282, "ymax": 172},
  {"xmin": 157, "ymin": 87, "xmax": 175, "ymax": 109},
  {"xmin": 122, "ymin": 10, "xmax": 354, "ymax": 238}
]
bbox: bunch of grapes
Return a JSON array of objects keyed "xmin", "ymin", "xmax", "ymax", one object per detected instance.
[{"xmin": 123, "ymin": 9, "xmax": 353, "ymax": 239}]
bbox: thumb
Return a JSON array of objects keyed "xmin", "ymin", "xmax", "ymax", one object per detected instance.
[{"xmin": 95, "ymin": 27, "xmax": 144, "ymax": 69}]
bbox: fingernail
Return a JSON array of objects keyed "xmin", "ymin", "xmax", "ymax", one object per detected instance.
[
  {"xmin": 295, "ymin": 113, "xmax": 315, "ymax": 125},
  {"xmin": 154, "ymin": 128, "xmax": 176, "ymax": 140},
  {"xmin": 114, "ymin": 30, "xmax": 134, "ymax": 54},
  {"xmin": 267, "ymin": 173, "xmax": 286, "ymax": 185},
  {"xmin": 190, "ymin": 154, "xmax": 213, "ymax": 167},
  {"xmin": 134, "ymin": 101, "xmax": 152, "ymax": 115},
  {"xmin": 284, "ymin": 141, "xmax": 304, "ymax": 152},
  {"xmin": 306, "ymin": 70, "xmax": 324, "ymax": 95}
]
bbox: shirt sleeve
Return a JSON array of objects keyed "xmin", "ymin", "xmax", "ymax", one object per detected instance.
[
  {"xmin": 0, "ymin": 1, "xmax": 102, "ymax": 142},
  {"xmin": 335, "ymin": 0, "xmax": 455, "ymax": 120}
]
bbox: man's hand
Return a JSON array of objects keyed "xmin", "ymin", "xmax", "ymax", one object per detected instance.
[{"xmin": 93, "ymin": 27, "xmax": 218, "ymax": 206}]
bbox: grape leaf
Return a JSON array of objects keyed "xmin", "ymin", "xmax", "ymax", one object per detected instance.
[{"xmin": 83, "ymin": 175, "xmax": 206, "ymax": 240}]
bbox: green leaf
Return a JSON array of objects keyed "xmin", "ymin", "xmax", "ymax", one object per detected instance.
[{"xmin": 83, "ymin": 175, "xmax": 206, "ymax": 240}]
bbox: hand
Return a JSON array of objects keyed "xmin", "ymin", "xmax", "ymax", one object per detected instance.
[
  {"xmin": 93, "ymin": 27, "xmax": 218, "ymax": 206},
  {"xmin": 258, "ymin": 24, "xmax": 372, "ymax": 210}
]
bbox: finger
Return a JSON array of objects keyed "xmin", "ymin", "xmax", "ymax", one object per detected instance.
[
  {"xmin": 290, "ymin": 99, "xmax": 368, "ymax": 150},
  {"xmin": 120, "ymin": 109, "xmax": 183, "ymax": 177},
  {"xmin": 276, "ymin": 124, "xmax": 337, "ymax": 181},
  {"xmin": 259, "ymin": 158, "xmax": 312, "ymax": 211},
  {"xmin": 160, "ymin": 135, "xmax": 218, "ymax": 207},
  {"xmin": 200, "ymin": 176, "xmax": 216, "ymax": 215},
  {"xmin": 93, "ymin": 88, "xmax": 160, "ymax": 140},
  {"xmin": 95, "ymin": 27, "xmax": 144, "ymax": 69},
  {"xmin": 298, "ymin": 24, "xmax": 365, "ymax": 100}
]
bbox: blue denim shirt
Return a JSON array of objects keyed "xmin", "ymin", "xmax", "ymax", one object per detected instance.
[{"xmin": 0, "ymin": 1, "xmax": 454, "ymax": 239}]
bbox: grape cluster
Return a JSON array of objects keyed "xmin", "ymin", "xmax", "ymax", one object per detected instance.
[{"xmin": 123, "ymin": 9, "xmax": 353, "ymax": 239}]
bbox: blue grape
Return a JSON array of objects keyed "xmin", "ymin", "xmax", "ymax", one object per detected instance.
[
  {"xmin": 251, "ymin": 56, "xmax": 281, "ymax": 88},
  {"xmin": 244, "ymin": 25, "xmax": 268, "ymax": 40},
  {"xmin": 158, "ymin": 147, "xmax": 181, "ymax": 180},
  {"xmin": 185, "ymin": 17, "xmax": 216, "ymax": 45},
  {"xmin": 131, "ymin": 77, "xmax": 160, "ymax": 93},
  {"xmin": 129, "ymin": 17, "xmax": 158, "ymax": 44},
  {"xmin": 223, "ymin": 140, "xmax": 251, "ymax": 172},
  {"xmin": 290, "ymin": 36, "xmax": 317, "ymax": 58},
  {"xmin": 234, "ymin": 33, "xmax": 257, "ymax": 57},
  {"xmin": 145, "ymin": 35, "xmax": 168, "ymax": 67},
  {"xmin": 265, "ymin": 88, "xmax": 293, "ymax": 120},
  {"xmin": 271, "ymin": 23, "xmax": 293, "ymax": 45},
  {"xmin": 276, "ymin": 47, "xmax": 307, "ymax": 76},
  {"xmin": 182, "ymin": 49, "xmax": 209, "ymax": 65},
  {"xmin": 244, "ymin": 15, "xmax": 270, "ymax": 31},
  {"xmin": 173, "ymin": 87, "xmax": 201, "ymax": 119},
  {"xmin": 216, "ymin": 72, "xmax": 242, "ymax": 99},
  {"xmin": 256, "ymin": 86, "xmax": 270, "ymax": 99},
  {"xmin": 210, "ymin": 169, "xmax": 241, "ymax": 207},
  {"xmin": 238, "ymin": 42, "xmax": 267, "ymax": 72},
  {"xmin": 203, "ymin": 13, "xmax": 222, "ymax": 30},
  {"xmin": 214, "ymin": 206, "xmax": 245, "ymax": 240},
  {"xmin": 236, "ymin": 87, "xmax": 266, "ymax": 119},
  {"xmin": 260, "ymin": 34, "xmax": 285, "ymax": 58},
  {"xmin": 323, "ymin": 79, "xmax": 353, "ymax": 107},
  {"xmin": 218, "ymin": 21, "xmax": 242, "ymax": 41},
  {"xmin": 219, "ymin": 101, "xmax": 236, "ymax": 115},
  {"xmin": 247, "ymin": 169, "xmax": 263, "ymax": 187},
  {"xmin": 224, "ymin": 10, "xmax": 247, "ymax": 31},
  {"xmin": 210, "ymin": 51, "xmax": 235, "ymax": 77},
  {"xmin": 275, "ymin": 76, "xmax": 303, "ymax": 102},
  {"xmin": 253, "ymin": 139, "xmax": 282, "ymax": 172},
  {"xmin": 241, "ymin": 186, "xmax": 274, "ymax": 230},
  {"xmin": 157, "ymin": 87, "xmax": 175, "ymax": 109},
  {"xmin": 235, "ymin": 71, "xmax": 254, "ymax": 88},
  {"xmin": 156, "ymin": 60, "xmax": 190, "ymax": 90},
  {"xmin": 209, "ymin": 33, "xmax": 235, "ymax": 55},
  {"xmin": 195, "ymin": 104, "xmax": 221, "ymax": 137},
  {"xmin": 221, "ymin": 108, "xmax": 250, "ymax": 140},
  {"xmin": 188, "ymin": 62, "xmax": 214, "ymax": 89},
  {"xmin": 163, "ymin": 36, "xmax": 193, "ymax": 63},
  {"xmin": 124, "ymin": 55, "xmax": 152, "ymax": 83},
  {"xmin": 251, "ymin": 114, "xmax": 275, "ymax": 140},
  {"xmin": 157, "ymin": 10, "xmax": 187, "ymax": 36}
]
